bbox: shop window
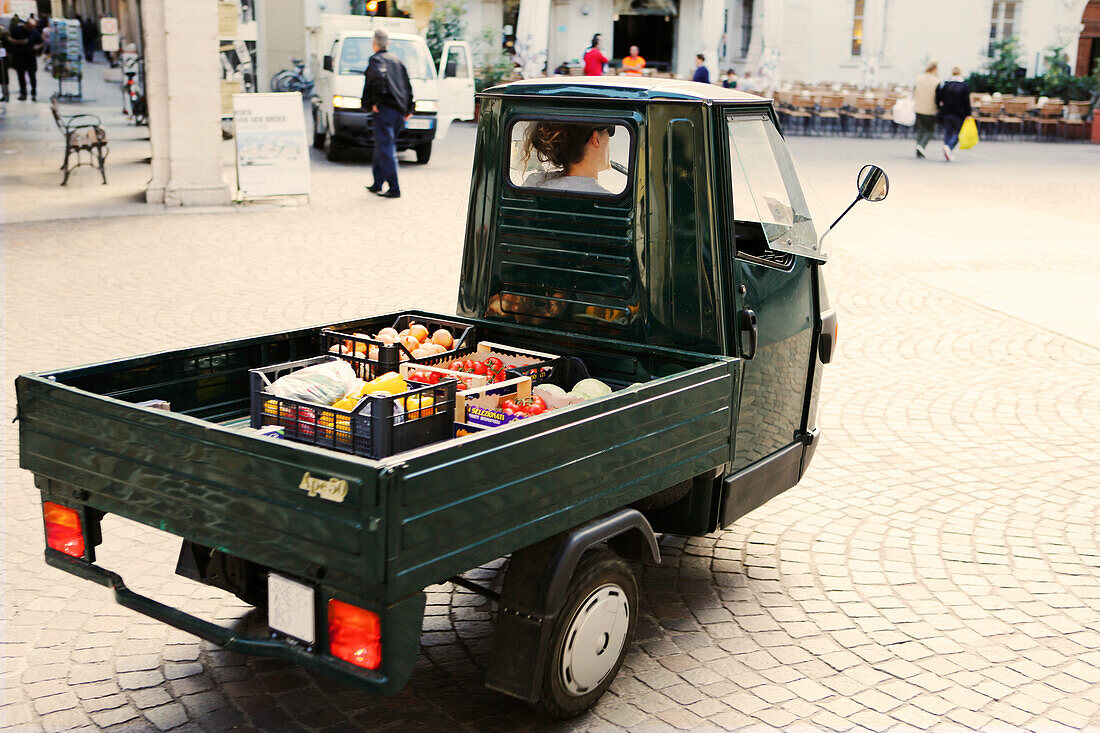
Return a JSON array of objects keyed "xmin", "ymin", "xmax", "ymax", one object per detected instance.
[
  {"xmin": 851, "ymin": 0, "xmax": 864, "ymax": 56},
  {"xmin": 507, "ymin": 120, "xmax": 632, "ymax": 198}
]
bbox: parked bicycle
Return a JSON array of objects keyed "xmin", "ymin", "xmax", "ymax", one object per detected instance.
[
  {"xmin": 120, "ymin": 56, "xmax": 147, "ymax": 126},
  {"xmin": 270, "ymin": 58, "xmax": 313, "ymax": 95}
]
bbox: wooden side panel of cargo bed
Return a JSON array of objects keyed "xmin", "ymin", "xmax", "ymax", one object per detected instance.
[
  {"xmin": 390, "ymin": 360, "xmax": 736, "ymax": 597},
  {"xmin": 17, "ymin": 376, "xmax": 385, "ymax": 592}
]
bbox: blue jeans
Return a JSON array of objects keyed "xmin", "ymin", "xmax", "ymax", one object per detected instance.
[
  {"xmin": 943, "ymin": 114, "xmax": 963, "ymax": 150},
  {"xmin": 372, "ymin": 105, "xmax": 404, "ymax": 192}
]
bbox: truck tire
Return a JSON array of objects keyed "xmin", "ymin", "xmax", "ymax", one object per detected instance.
[
  {"xmin": 414, "ymin": 142, "xmax": 432, "ymax": 164},
  {"xmin": 323, "ymin": 128, "xmax": 343, "ymax": 162},
  {"xmin": 535, "ymin": 549, "xmax": 637, "ymax": 719},
  {"xmin": 312, "ymin": 111, "xmax": 325, "ymax": 150}
]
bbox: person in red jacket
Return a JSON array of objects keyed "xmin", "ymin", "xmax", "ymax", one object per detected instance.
[{"xmin": 583, "ymin": 34, "xmax": 607, "ymax": 76}]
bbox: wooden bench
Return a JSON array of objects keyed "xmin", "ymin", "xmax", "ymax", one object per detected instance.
[{"xmin": 50, "ymin": 97, "xmax": 109, "ymax": 185}]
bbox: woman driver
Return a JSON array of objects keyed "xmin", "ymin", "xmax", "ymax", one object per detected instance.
[{"xmin": 522, "ymin": 122, "xmax": 614, "ymax": 193}]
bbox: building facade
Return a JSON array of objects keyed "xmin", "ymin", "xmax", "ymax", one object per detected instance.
[{"xmin": 466, "ymin": 0, "xmax": 1094, "ymax": 86}]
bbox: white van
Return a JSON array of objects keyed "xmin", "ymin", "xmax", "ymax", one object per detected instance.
[{"xmin": 309, "ymin": 15, "xmax": 473, "ymax": 163}]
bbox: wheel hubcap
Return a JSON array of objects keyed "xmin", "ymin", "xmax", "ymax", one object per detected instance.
[{"xmin": 560, "ymin": 584, "xmax": 630, "ymax": 696}]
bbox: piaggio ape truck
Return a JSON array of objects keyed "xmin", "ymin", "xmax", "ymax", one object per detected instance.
[{"xmin": 17, "ymin": 77, "xmax": 887, "ymax": 718}]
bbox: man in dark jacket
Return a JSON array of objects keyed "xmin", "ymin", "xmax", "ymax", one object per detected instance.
[
  {"xmin": 10, "ymin": 17, "xmax": 44, "ymax": 101},
  {"xmin": 935, "ymin": 67, "xmax": 971, "ymax": 161},
  {"xmin": 362, "ymin": 29, "xmax": 414, "ymax": 198}
]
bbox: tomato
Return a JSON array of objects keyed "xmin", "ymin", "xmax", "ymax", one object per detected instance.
[
  {"xmin": 527, "ymin": 404, "xmax": 546, "ymax": 415},
  {"xmin": 485, "ymin": 356, "xmax": 504, "ymax": 371},
  {"xmin": 428, "ymin": 371, "xmax": 442, "ymax": 385},
  {"xmin": 493, "ymin": 371, "xmax": 507, "ymax": 383},
  {"xmin": 472, "ymin": 361, "xmax": 488, "ymax": 375},
  {"xmin": 500, "ymin": 397, "xmax": 517, "ymax": 413},
  {"xmin": 462, "ymin": 359, "xmax": 476, "ymax": 372},
  {"xmin": 502, "ymin": 407, "xmax": 515, "ymax": 416},
  {"xmin": 450, "ymin": 360, "xmax": 465, "ymax": 372},
  {"xmin": 456, "ymin": 381, "xmax": 468, "ymax": 391},
  {"xmin": 530, "ymin": 395, "xmax": 546, "ymax": 410}
]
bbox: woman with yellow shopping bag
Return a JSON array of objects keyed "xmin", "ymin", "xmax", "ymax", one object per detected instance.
[{"xmin": 935, "ymin": 66, "xmax": 972, "ymax": 161}]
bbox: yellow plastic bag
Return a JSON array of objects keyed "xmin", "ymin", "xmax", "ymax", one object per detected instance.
[{"xmin": 959, "ymin": 116, "xmax": 979, "ymax": 150}]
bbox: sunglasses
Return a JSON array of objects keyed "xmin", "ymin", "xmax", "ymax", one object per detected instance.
[{"xmin": 595, "ymin": 126, "xmax": 617, "ymax": 137}]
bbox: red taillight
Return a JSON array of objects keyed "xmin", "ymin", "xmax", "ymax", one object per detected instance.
[
  {"xmin": 43, "ymin": 502, "xmax": 85, "ymax": 558},
  {"xmin": 328, "ymin": 599, "xmax": 381, "ymax": 669}
]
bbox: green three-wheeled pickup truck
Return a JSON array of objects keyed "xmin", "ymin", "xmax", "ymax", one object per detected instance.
[{"xmin": 17, "ymin": 77, "xmax": 888, "ymax": 718}]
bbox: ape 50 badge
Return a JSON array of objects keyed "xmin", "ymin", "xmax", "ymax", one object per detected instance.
[{"xmin": 298, "ymin": 473, "xmax": 349, "ymax": 503}]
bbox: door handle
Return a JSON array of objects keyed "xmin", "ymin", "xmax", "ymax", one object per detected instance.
[{"xmin": 739, "ymin": 309, "xmax": 758, "ymax": 360}]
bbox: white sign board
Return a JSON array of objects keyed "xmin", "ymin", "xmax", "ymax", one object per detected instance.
[{"xmin": 232, "ymin": 93, "xmax": 310, "ymax": 199}]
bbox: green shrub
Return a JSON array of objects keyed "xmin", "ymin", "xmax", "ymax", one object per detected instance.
[
  {"xmin": 473, "ymin": 27, "xmax": 515, "ymax": 93},
  {"xmin": 426, "ymin": 1, "xmax": 467, "ymax": 65}
]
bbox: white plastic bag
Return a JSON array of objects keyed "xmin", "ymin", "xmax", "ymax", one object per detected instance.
[
  {"xmin": 892, "ymin": 96, "xmax": 916, "ymax": 127},
  {"xmin": 268, "ymin": 359, "xmax": 357, "ymax": 406}
]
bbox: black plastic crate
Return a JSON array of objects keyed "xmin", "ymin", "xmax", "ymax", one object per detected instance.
[
  {"xmin": 249, "ymin": 356, "xmax": 456, "ymax": 459},
  {"xmin": 321, "ymin": 314, "xmax": 475, "ymax": 381}
]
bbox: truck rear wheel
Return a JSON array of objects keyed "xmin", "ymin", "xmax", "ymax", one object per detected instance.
[
  {"xmin": 535, "ymin": 549, "xmax": 637, "ymax": 719},
  {"xmin": 414, "ymin": 142, "xmax": 432, "ymax": 164}
]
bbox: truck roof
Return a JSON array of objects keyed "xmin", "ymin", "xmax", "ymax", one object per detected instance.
[{"xmin": 480, "ymin": 76, "xmax": 771, "ymax": 104}]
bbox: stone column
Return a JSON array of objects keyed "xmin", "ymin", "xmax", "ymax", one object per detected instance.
[{"xmin": 142, "ymin": 0, "xmax": 231, "ymax": 206}]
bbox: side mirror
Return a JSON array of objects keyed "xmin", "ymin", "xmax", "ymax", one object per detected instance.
[
  {"xmin": 856, "ymin": 164, "xmax": 889, "ymax": 202},
  {"xmin": 322, "ymin": 55, "xmax": 333, "ymax": 72},
  {"xmin": 817, "ymin": 162, "xmax": 890, "ymax": 247}
]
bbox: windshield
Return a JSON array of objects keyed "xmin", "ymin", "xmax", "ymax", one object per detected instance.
[
  {"xmin": 338, "ymin": 37, "xmax": 436, "ymax": 81},
  {"xmin": 727, "ymin": 114, "xmax": 824, "ymax": 260},
  {"xmin": 507, "ymin": 120, "xmax": 631, "ymax": 197}
]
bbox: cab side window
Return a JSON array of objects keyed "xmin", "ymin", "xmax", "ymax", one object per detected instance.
[
  {"xmin": 507, "ymin": 120, "xmax": 631, "ymax": 197},
  {"xmin": 727, "ymin": 115, "xmax": 820, "ymax": 268}
]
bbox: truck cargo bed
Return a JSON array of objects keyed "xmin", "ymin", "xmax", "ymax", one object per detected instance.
[{"xmin": 18, "ymin": 311, "xmax": 738, "ymax": 607}]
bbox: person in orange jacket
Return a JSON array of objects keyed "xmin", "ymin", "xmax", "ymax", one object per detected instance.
[{"xmin": 621, "ymin": 46, "xmax": 645, "ymax": 76}]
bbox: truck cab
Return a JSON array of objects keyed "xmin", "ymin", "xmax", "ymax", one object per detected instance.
[
  {"xmin": 309, "ymin": 15, "xmax": 473, "ymax": 162},
  {"xmin": 461, "ymin": 77, "xmax": 849, "ymax": 506}
]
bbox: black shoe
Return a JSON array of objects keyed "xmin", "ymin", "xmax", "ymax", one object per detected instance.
[
  {"xmin": 30, "ymin": 95, "xmax": 36, "ymax": 101},
  {"xmin": 378, "ymin": 189, "xmax": 401, "ymax": 198},
  {"xmin": 18, "ymin": 95, "xmax": 27, "ymax": 101},
  {"xmin": 366, "ymin": 184, "xmax": 383, "ymax": 194}
]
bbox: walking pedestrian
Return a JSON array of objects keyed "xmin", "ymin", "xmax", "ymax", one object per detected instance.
[
  {"xmin": 10, "ymin": 17, "xmax": 43, "ymax": 101},
  {"xmin": 913, "ymin": 61, "xmax": 939, "ymax": 158},
  {"xmin": 691, "ymin": 53, "xmax": 709, "ymax": 84},
  {"xmin": 936, "ymin": 66, "xmax": 971, "ymax": 162},
  {"xmin": 0, "ymin": 21, "xmax": 12, "ymax": 102},
  {"xmin": 583, "ymin": 34, "xmax": 607, "ymax": 76},
  {"xmin": 362, "ymin": 29, "xmax": 413, "ymax": 199},
  {"xmin": 621, "ymin": 45, "xmax": 645, "ymax": 76}
]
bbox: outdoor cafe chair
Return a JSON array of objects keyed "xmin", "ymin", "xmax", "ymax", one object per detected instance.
[
  {"xmin": 1060, "ymin": 101, "xmax": 1092, "ymax": 140},
  {"xmin": 1033, "ymin": 103, "xmax": 1065, "ymax": 140}
]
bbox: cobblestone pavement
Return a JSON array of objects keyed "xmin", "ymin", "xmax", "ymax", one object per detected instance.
[{"xmin": 3, "ymin": 90, "xmax": 1100, "ymax": 731}]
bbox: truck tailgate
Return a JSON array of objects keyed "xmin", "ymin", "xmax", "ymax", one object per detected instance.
[
  {"xmin": 17, "ymin": 374, "xmax": 385, "ymax": 594},
  {"xmin": 390, "ymin": 357, "xmax": 736, "ymax": 597}
]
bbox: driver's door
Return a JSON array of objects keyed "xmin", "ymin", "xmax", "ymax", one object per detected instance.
[
  {"xmin": 437, "ymin": 40, "xmax": 475, "ymax": 133},
  {"xmin": 724, "ymin": 112, "xmax": 817, "ymax": 472}
]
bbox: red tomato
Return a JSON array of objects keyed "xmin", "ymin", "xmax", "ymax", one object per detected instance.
[
  {"xmin": 472, "ymin": 361, "xmax": 488, "ymax": 375},
  {"xmin": 500, "ymin": 397, "xmax": 517, "ymax": 412},
  {"xmin": 428, "ymin": 371, "xmax": 442, "ymax": 385},
  {"xmin": 450, "ymin": 360, "xmax": 465, "ymax": 372},
  {"xmin": 493, "ymin": 372, "xmax": 506, "ymax": 383},
  {"xmin": 530, "ymin": 395, "xmax": 546, "ymax": 410},
  {"xmin": 502, "ymin": 407, "xmax": 515, "ymax": 416},
  {"xmin": 462, "ymin": 359, "xmax": 476, "ymax": 372},
  {"xmin": 485, "ymin": 356, "xmax": 504, "ymax": 371},
  {"xmin": 456, "ymin": 381, "xmax": 468, "ymax": 391},
  {"xmin": 526, "ymin": 402, "xmax": 546, "ymax": 415}
]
